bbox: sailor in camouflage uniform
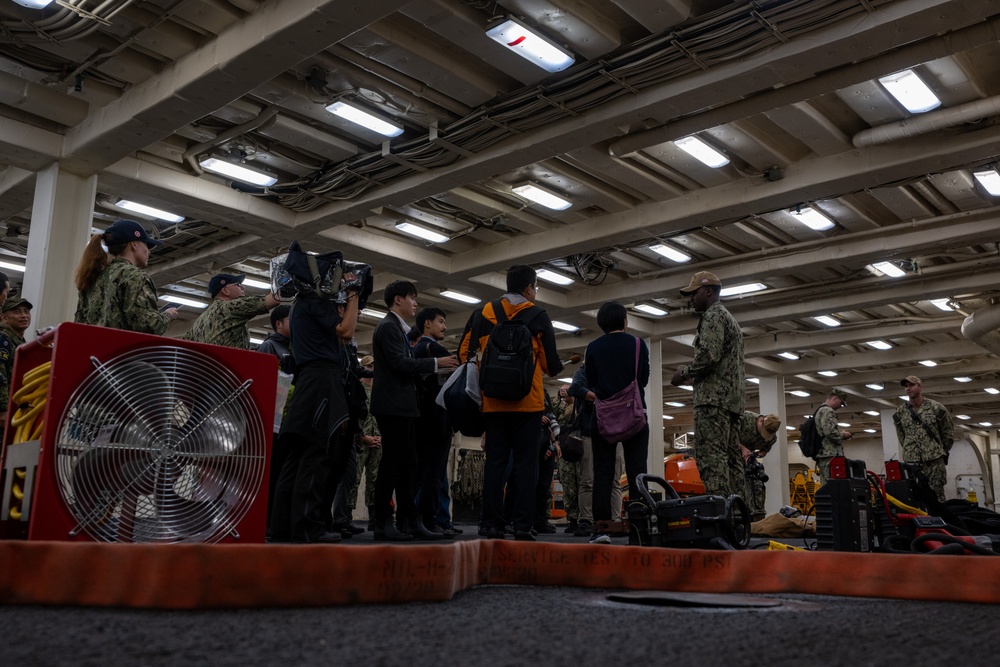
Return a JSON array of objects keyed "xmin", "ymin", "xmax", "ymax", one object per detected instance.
[
  {"xmin": 893, "ymin": 375, "xmax": 954, "ymax": 502},
  {"xmin": 814, "ymin": 388, "xmax": 853, "ymax": 485},
  {"xmin": 0, "ymin": 297, "xmax": 32, "ymax": 429},
  {"xmin": 74, "ymin": 220, "xmax": 178, "ymax": 333},
  {"xmin": 184, "ymin": 273, "xmax": 280, "ymax": 349},
  {"xmin": 737, "ymin": 411, "xmax": 780, "ymax": 517},
  {"xmin": 671, "ymin": 271, "xmax": 746, "ymax": 498}
]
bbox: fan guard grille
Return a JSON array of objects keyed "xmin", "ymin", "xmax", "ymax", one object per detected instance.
[{"xmin": 54, "ymin": 346, "xmax": 267, "ymax": 543}]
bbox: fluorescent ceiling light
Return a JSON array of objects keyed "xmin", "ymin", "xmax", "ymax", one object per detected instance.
[
  {"xmin": 930, "ymin": 298, "xmax": 954, "ymax": 311},
  {"xmin": 813, "ymin": 315, "xmax": 841, "ymax": 327},
  {"xmin": 674, "ymin": 135, "xmax": 729, "ymax": 168},
  {"xmin": 362, "ymin": 307, "xmax": 388, "ymax": 319},
  {"xmin": 395, "ymin": 221, "xmax": 450, "ymax": 243},
  {"xmin": 160, "ymin": 295, "xmax": 208, "ymax": 309},
  {"xmin": 866, "ymin": 383, "xmax": 884, "ymax": 390},
  {"xmin": 957, "ymin": 414, "xmax": 971, "ymax": 420},
  {"xmin": 981, "ymin": 422, "xmax": 993, "ymax": 427},
  {"xmin": 974, "ymin": 169, "xmax": 1000, "ymax": 196},
  {"xmin": 864, "ymin": 429, "xmax": 877, "ymax": 434},
  {"xmin": 199, "ymin": 157, "xmax": 277, "ymax": 186},
  {"xmin": 878, "ymin": 69, "xmax": 941, "ymax": 113},
  {"xmin": 790, "ymin": 206, "xmax": 835, "ymax": 231},
  {"xmin": 485, "ymin": 18, "xmax": 575, "ymax": 73},
  {"xmin": 721, "ymin": 282, "xmax": 767, "ymax": 297},
  {"xmin": 954, "ymin": 377, "xmax": 973, "ymax": 383},
  {"xmin": 242, "ymin": 278, "xmax": 271, "ymax": 290},
  {"xmin": 249, "ymin": 336, "xmax": 264, "ymax": 345},
  {"xmin": 634, "ymin": 303, "xmax": 668, "ymax": 317},
  {"xmin": 512, "ymin": 183, "xmax": 572, "ymax": 211},
  {"xmin": 786, "ymin": 425, "xmax": 795, "ymax": 431},
  {"xmin": 325, "ymin": 101, "xmax": 404, "ymax": 137},
  {"xmin": 536, "ymin": 268, "xmax": 574, "ymax": 285},
  {"xmin": 818, "ymin": 370, "xmax": 838, "ymax": 377},
  {"xmin": 919, "ymin": 360, "xmax": 937, "ymax": 367},
  {"xmin": 662, "ymin": 415, "xmax": 674, "ymax": 420},
  {"xmin": 864, "ymin": 410, "xmax": 879, "ymax": 416},
  {"xmin": 866, "ymin": 340, "xmax": 892, "ymax": 350},
  {"xmin": 440, "ymin": 289, "xmax": 481, "ymax": 304},
  {"xmin": 985, "ymin": 387, "xmax": 1000, "ymax": 395},
  {"xmin": 551, "ymin": 320, "xmax": 579, "ymax": 332},
  {"xmin": 678, "ymin": 385, "xmax": 693, "ymax": 391},
  {"xmin": 838, "ymin": 422, "xmax": 850, "ymax": 428},
  {"xmin": 558, "ymin": 377, "xmax": 573, "ymax": 384},
  {"xmin": 12, "ymin": 0, "xmax": 54, "ymax": 7},
  {"xmin": 872, "ymin": 261, "xmax": 906, "ymax": 278},
  {"xmin": 789, "ymin": 390, "xmax": 810, "ymax": 397},
  {"xmin": 778, "ymin": 352, "xmax": 799, "ymax": 360},
  {"xmin": 747, "ymin": 377, "xmax": 760, "ymax": 384},
  {"xmin": 665, "ymin": 401, "xmax": 685, "ymax": 408},
  {"xmin": 899, "ymin": 395, "xmax": 910, "ymax": 401},
  {"xmin": 116, "ymin": 200, "xmax": 184, "ymax": 223},
  {"xmin": 650, "ymin": 244, "xmax": 691, "ymax": 262},
  {"xmin": 0, "ymin": 260, "xmax": 25, "ymax": 273}
]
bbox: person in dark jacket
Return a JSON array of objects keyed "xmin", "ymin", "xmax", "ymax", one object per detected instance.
[{"xmin": 256, "ymin": 304, "xmax": 291, "ymax": 371}]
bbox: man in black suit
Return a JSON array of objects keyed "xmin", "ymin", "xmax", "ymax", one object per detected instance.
[{"xmin": 370, "ymin": 280, "xmax": 459, "ymax": 541}]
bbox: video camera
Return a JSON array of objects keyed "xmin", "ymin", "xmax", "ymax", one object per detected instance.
[{"xmin": 270, "ymin": 240, "xmax": 374, "ymax": 309}]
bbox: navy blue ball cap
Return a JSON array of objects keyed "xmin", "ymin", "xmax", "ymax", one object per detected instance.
[
  {"xmin": 105, "ymin": 220, "xmax": 163, "ymax": 248},
  {"xmin": 209, "ymin": 273, "xmax": 245, "ymax": 297}
]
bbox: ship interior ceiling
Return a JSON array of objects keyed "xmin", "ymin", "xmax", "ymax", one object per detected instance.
[{"xmin": 2, "ymin": 0, "xmax": 1000, "ymax": 444}]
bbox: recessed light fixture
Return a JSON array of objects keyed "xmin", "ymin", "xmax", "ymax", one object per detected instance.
[
  {"xmin": 551, "ymin": 321, "xmax": 580, "ymax": 332},
  {"xmin": 866, "ymin": 340, "xmax": 892, "ymax": 350},
  {"xmin": 485, "ymin": 17, "xmax": 575, "ymax": 72},
  {"xmin": 789, "ymin": 390, "xmax": 810, "ymax": 397},
  {"xmin": 440, "ymin": 289, "xmax": 481, "ymax": 304},
  {"xmin": 981, "ymin": 421, "xmax": 994, "ymax": 427},
  {"xmin": 115, "ymin": 200, "xmax": 184, "ymax": 223},
  {"xmin": 778, "ymin": 352, "xmax": 800, "ymax": 360},
  {"xmin": 973, "ymin": 169, "xmax": 1000, "ymax": 196},
  {"xmin": 866, "ymin": 383, "xmax": 884, "ymax": 390},
  {"xmin": 0, "ymin": 260, "xmax": 25, "ymax": 273},
  {"xmin": 325, "ymin": 101, "xmax": 404, "ymax": 137},
  {"xmin": 838, "ymin": 422, "xmax": 850, "ymax": 428},
  {"xmin": 871, "ymin": 261, "xmax": 906, "ymax": 278},
  {"xmin": 242, "ymin": 278, "xmax": 271, "ymax": 290},
  {"xmin": 395, "ymin": 221, "xmax": 450, "ymax": 243},
  {"xmin": 662, "ymin": 415, "xmax": 675, "ymax": 420},
  {"xmin": 818, "ymin": 370, "xmax": 838, "ymax": 377},
  {"xmin": 878, "ymin": 69, "xmax": 941, "ymax": 113},
  {"xmin": 786, "ymin": 425, "xmax": 795, "ymax": 431},
  {"xmin": 558, "ymin": 377, "xmax": 573, "ymax": 384},
  {"xmin": 160, "ymin": 295, "xmax": 208, "ymax": 309},
  {"xmin": 665, "ymin": 401, "xmax": 685, "ymax": 408},
  {"xmin": 957, "ymin": 414, "xmax": 970, "ymax": 420},
  {"xmin": 721, "ymin": 282, "xmax": 767, "ymax": 297},
  {"xmin": 512, "ymin": 183, "xmax": 572, "ymax": 210},
  {"xmin": 678, "ymin": 385, "xmax": 693, "ymax": 391},
  {"xmin": 199, "ymin": 156, "xmax": 277, "ymax": 186},
  {"xmin": 249, "ymin": 336, "xmax": 265, "ymax": 345},
  {"xmin": 674, "ymin": 135, "xmax": 729, "ymax": 168},
  {"xmin": 634, "ymin": 303, "xmax": 668, "ymax": 317},
  {"xmin": 864, "ymin": 410, "xmax": 879, "ymax": 416},
  {"xmin": 362, "ymin": 307, "xmax": 388, "ymax": 319},
  {"xmin": 864, "ymin": 428, "xmax": 877, "ymax": 434},
  {"xmin": 813, "ymin": 315, "xmax": 841, "ymax": 327},
  {"xmin": 536, "ymin": 268, "xmax": 574, "ymax": 285},
  {"xmin": 985, "ymin": 387, "xmax": 1000, "ymax": 395},
  {"xmin": 919, "ymin": 360, "xmax": 937, "ymax": 367},
  {"xmin": 650, "ymin": 244, "xmax": 691, "ymax": 262},
  {"xmin": 954, "ymin": 377, "xmax": 973, "ymax": 383},
  {"xmin": 790, "ymin": 206, "xmax": 835, "ymax": 231},
  {"xmin": 930, "ymin": 298, "xmax": 954, "ymax": 311},
  {"xmin": 747, "ymin": 377, "xmax": 760, "ymax": 384},
  {"xmin": 12, "ymin": 0, "xmax": 54, "ymax": 7}
]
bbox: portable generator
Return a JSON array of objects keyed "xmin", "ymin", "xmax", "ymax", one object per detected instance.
[
  {"xmin": 627, "ymin": 474, "xmax": 750, "ymax": 550},
  {"xmin": 815, "ymin": 456, "xmax": 876, "ymax": 552}
]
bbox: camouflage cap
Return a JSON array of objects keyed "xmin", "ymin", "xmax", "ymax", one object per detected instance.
[
  {"xmin": 679, "ymin": 271, "xmax": 722, "ymax": 295},
  {"xmin": 900, "ymin": 375, "xmax": 922, "ymax": 387},
  {"xmin": 1, "ymin": 297, "xmax": 32, "ymax": 313},
  {"xmin": 760, "ymin": 414, "xmax": 781, "ymax": 439},
  {"xmin": 209, "ymin": 273, "xmax": 245, "ymax": 298},
  {"xmin": 830, "ymin": 388, "xmax": 848, "ymax": 405}
]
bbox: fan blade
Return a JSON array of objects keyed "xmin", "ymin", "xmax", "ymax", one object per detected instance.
[{"xmin": 152, "ymin": 457, "xmax": 228, "ymax": 539}]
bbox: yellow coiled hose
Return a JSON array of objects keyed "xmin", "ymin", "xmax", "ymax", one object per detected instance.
[{"xmin": 10, "ymin": 360, "xmax": 51, "ymax": 444}]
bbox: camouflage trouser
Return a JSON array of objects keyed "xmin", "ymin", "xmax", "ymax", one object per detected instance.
[
  {"xmin": 557, "ymin": 458, "xmax": 581, "ymax": 522},
  {"xmin": 348, "ymin": 444, "xmax": 382, "ymax": 511},
  {"xmin": 693, "ymin": 406, "xmax": 746, "ymax": 499},
  {"xmin": 814, "ymin": 456, "xmax": 833, "ymax": 488},
  {"xmin": 918, "ymin": 456, "xmax": 948, "ymax": 503}
]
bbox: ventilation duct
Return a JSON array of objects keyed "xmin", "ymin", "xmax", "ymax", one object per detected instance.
[{"xmin": 961, "ymin": 303, "xmax": 1000, "ymax": 355}]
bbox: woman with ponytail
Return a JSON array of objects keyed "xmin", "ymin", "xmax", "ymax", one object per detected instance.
[{"xmin": 74, "ymin": 219, "xmax": 178, "ymax": 334}]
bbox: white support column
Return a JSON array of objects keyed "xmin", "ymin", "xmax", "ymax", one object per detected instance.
[
  {"xmin": 880, "ymin": 409, "xmax": 901, "ymax": 462},
  {"xmin": 645, "ymin": 337, "xmax": 663, "ymax": 476},
  {"xmin": 989, "ymin": 430, "xmax": 999, "ymax": 511},
  {"xmin": 23, "ymin": 163, "xmax": 96, "ymax": 337},
  {"xmin": 758, "ymin": 375, "xmax": 788, "ymax": 515}
]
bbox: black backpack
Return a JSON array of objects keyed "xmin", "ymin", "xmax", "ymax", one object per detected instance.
[
  {"xmin": 797, "ymin": 407, "xmax": 823, "ymax": 458},
  {"xmin": 479, "ymin": 299, "xmax": 543, "ymax": 401}
]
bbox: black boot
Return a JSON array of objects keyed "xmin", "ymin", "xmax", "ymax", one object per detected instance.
[
  {"xmin": 373, "ymin": 517, "xmax": 413, "ymax": 542},
  {"xmin": 402, "ymin": 518, "xmax": 448, "ymax": 541},
  {"xmin": 367, "ymin": 506, "xmax": 376, "ymax": 531}
]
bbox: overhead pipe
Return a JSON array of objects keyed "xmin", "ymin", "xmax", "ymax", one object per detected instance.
[
  {"xmin": 961, "ymin": 302, "xmax": 1000, "ymax": 355},
  {"xmin": 0, "ymin": 70, "xmax": 89, "ymax": 127},
  {"xmin": 853, "ymin": 95, "xmax": 1000, "ymax": 148},
  {"xmin": 182, "ymin": 106, "xmax": 280, "ymax": 175}
]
